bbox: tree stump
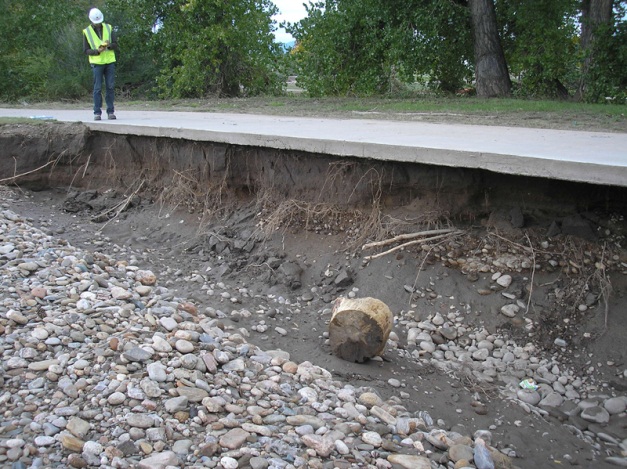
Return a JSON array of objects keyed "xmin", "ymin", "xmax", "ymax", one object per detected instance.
[{"xmin": 329, "ymin": 297, "xmax": 393, "ymax": 363}]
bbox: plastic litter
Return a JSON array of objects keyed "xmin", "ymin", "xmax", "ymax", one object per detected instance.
[
  {"xmin": 519, "ymin": 378, "xmax": 538, "ymax": 391},
  {"xmin": 29, "ymin": 116, "xmax": 55, "ymax": 120}
]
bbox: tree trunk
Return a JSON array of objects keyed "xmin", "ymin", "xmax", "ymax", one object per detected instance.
[
  {"xmin": 468, "ymin": 0, "xmax": 512, "ymax": 97},
  {"xmin": 577, "ymin": 0, "xmax": 613, "ymax": 100},
  {"xmin": 328, "ymin": 297, "xmax": 393, "ymax": 363}
]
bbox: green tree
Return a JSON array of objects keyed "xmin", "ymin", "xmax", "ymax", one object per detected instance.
[
  {"xmin": 500, "ymin": 0, "xmax": 579, "ymax": 98},
  {"xmin": 578, "ymin": 0, "xmax": 627, "ymax": 102},
  {"xmin": 101, "ymin": 0, "xmax": 166, "ymax": 98},
  {"xmin": 136, "ymin": 0, "xmax": 285, "ymax": 98},
  {"xmin": 0, "ymin": 0, "xmax": 92, "ymax": 101},
  {"xmin": 290, "ymin": 0, "xmax": 625, "ymax": 100},
  {"xmin": 289, "ymin": 0, "xmax": 473, "ymax": 96},
  {"xmin": 466, "ymin": 0, "xmax": 512, "ymax": 97}
]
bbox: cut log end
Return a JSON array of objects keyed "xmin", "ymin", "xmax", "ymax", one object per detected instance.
[{"xmin": 328, "ymin": 297, "xmax": 393, "ymax": 363}]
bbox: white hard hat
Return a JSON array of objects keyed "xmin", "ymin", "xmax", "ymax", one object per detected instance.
[{"xmin": 89, "ymin": 8, "xmax": 104, "ymax": 24}]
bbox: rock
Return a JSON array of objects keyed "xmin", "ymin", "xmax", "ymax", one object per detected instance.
[
  {"xmin": 334, "ymin": 269, "xmax": 353, "ymax": 287},
  {"xmin": 448, "ymin": 444, "xmax": 474, "ymax": 462},
  {"xmin": 175, "ymin": 339, "xmax": 194, "ymax": 353},
  {"xmin": 301, "ymin": 434, "xmax": 334, "ymax": 457},
  {"xmin": 420, "ymin": 341, "xmax": 436, "ymax": 353},
  {"xmin": 279, "ymin": 261, "xmax": 303, "ymax": 289},
  {"xmin": 137, "ymin": 451, "xmax": 180, "ymax": 469},
  {"xmin": 510, "ymin": 207, "xmax": 525, "ymax": 228},
  {"xmin": 517, "ymin": 389, "xmax": 541, "ymax": 406},
  {"xmin": 473, "ymin": 438, "xmax": 495, "ymax": 469},
  {"xmin": 358, "ymin": 392, "xmax": 383, "ymax": 408},
  {"xmin": 539, "ymin": 392, "xmax": 564, "ymax": 408},
  {"xmin": 500, "ymin": 304, "xmax": 519, "ymax": 317},
  {"xmin": 0, "ymin": 185, "xmax": 622, "ymax": 469},
  {"xmin": 123, "ymin": 346, "xmax": 153, "ymax": 362},
  {"xmin": 580, "ymin": 406, "xmax": 610, "ymax": 424},
  {"xmin": 6, "ymin": 310, "xmax": 28, "ymax": 325},
  {"xmin": 127, "ymin": 414, "xmax": 156, "ymax": 428},
  {"xmin": 176, "ymin": 386, "xmax": 208, "ymax": 402},
  {"xmin": 432, "ymin": 313, "xmax": 445, "ymax": 325},
  {"xmin": 111, "ymin": 286, "xmax": 132, "ymax": 300},
  {"xmin": 472, "ymin": 349, "xmax": 490, "ymax": 361},
  {"xmin": 152, "ymin": 335, "xmax": 173, "ymax": 352},
  {"xmin": 60, "ymin": 433, "xmax": 85, "ymax": 452},
  {"xmin": 219, "ymin": 428, "xmax": 250, "ymax": 450},
  {"xmin": 172, "ymin": 439, "xmax": 192, "ymax": 455},
  {"xmin": 66, "ymin": 417, "xmax": 90, "ymax": 439},
  {"xmin": 159, "ymin": 317, "xmax": 178, "ymax": 331},
  {"xmin": 361, "ymin": 431, "xmax": 383, "ymax": 447},
  {"xmin": 108, "ymin": 391, "xmax": 126, "ymax": 405},
  {"xmin": 136, "ymin": 270, "xmax": 157, "ymax": 285},
  {"xmin": 387, "ymin": 454, "xmax": 431, "ymax": 469},
  {"xmin": 605, "ymin": 457, "xmax": 627, "ymax": 467},
  {"xmin": 165, "ymin": 396, "xmax": 188, "ymax": 413},
  {"xmin": 82, "ymin": 441, "xmax": 103, "ymax": 457},
  {"xmin": 440, "ymin": 327, "xmax": 457, "ymax": 340},
  {"xmin": 67, "ymin": 454, "xmax": 88, "ymax": 468},
  {"xmin": 604, "ymin": 397, "xmax": 627, "ymax": 415},
  {"xmin": 250, "ymin": 457, "xmax": 269, "ymax": 469},
  {"xmin": 496, "ymin": 275, "xmax": 512, "ymax": 288},
  {"xmin": 561, "ymin": 214, "xmax": 596, "ymax": 240},
  {"xmin": 34, "ymin": 436, "xmax": 55, "ymax": 446},
  {"xmin": 147, "ymin": 362, "xmax": 167, "ymax": 382}
]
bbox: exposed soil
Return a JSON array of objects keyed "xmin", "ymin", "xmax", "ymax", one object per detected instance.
[{"xmin": 1, "ymin": 121, "xmax": 626, "ymax": 468}]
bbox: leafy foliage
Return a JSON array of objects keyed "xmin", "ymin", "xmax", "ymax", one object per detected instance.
[
  {"xmin": 0, "ymin": 0, "xmax": 286, "ymax": 101},
  {"xmin": 582, "ymin": 3, "xmax": 627, "ymax": 103},
  {"xmin": 0, "ymin": 0, "xmax": 624, "ymax": 102},
  {"xmin": 288, "ymin": 0, "xmax": 625, "ymax": 101},
  {"xmin": 499, "ymin": 0, "xmax": 580, "ymax": 98},
  {"xmin": 0, "ymin": 0, "xmax": 92, "ymax": 101},
  {"xmin": 144, "ymin": 0, "xmax": 285, "ymax": 98},
  {"xmin": 288, "ymin": 1, "xmax": 472, "ymax": 96}
]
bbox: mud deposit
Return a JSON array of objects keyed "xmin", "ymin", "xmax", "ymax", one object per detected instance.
[{"xmin": 1, "ymin": 122, "xmax": 626, "ymax": 468}]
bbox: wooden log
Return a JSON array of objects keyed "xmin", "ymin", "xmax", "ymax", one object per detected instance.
[{"xmin": 329, "ymin": 297, "xmax": 393, "ymax": 363}]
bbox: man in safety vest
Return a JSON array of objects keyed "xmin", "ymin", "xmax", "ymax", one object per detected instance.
[{"xmin": 83, "ymin": 8, "xmax": 118, "ymax": 120}]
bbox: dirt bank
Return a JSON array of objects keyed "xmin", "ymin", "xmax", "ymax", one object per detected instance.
[{"xmin": 1, "ymin": 122, "xmax": 626, "ymax": 468}]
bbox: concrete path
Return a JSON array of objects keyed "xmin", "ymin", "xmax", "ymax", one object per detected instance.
[{"xmin": 1, "ymin": 108, "xmax": 626, "ymax": 187}]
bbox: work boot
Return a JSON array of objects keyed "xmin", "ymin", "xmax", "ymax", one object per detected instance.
[
  {"xmin": 94, "ymin": 114, "xmax": 102, "ymax": 121},
  {"xmin": 108, "ymin": 113, "xmax": 116, "ymax": 120}
]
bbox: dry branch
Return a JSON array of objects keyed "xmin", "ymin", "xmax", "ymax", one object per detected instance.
[
  {"xmin": 363, "ymin": 230, "xmax": 464, "ymax": 261},
  {"xmin": 92, "ymin": 180, "xmax": 145, "ymax": 225},
  {"xmin": 362, "ymin": 228, "xmax": 457, "ymax": 251},
  {"xmin": 524, "ymin": 232, "xmax": 536, "ymax": 316},
  {"xmin": 0, "ymin": 156, "xmax": 61, "ymax": 183}
]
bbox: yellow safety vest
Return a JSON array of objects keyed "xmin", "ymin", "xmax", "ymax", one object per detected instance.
[{"xmin": 83, "ymin": 24, "xmax": 116, "ymax": 65}]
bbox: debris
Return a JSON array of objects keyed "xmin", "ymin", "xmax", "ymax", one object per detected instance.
[
  {"xmin": 519, "ymin": 379, "xmax": 539, "ymax": 391},
  {"xmin": 329, "ymin": 297, "xmax": 393, "ymax": 362},
  {"xmin": 362, "ymin": 228, "xmax": 463, "ymax": 260}
]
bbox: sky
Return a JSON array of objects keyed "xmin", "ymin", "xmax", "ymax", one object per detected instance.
[{"xmin": 272, "ymin": 0, "xmax": 308, "ymax": 43}]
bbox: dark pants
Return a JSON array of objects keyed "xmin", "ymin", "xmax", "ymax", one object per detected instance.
[{"xmin": 91, "ymin": 62, "xmax": 115, "ymax": 116}]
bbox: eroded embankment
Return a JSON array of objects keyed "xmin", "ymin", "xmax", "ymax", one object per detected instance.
[
  {"xmin": 2, "ymin": 122, "xmax": 627, "ymax": 469},
  {"xmin": 2, "ymin": 122, "xmax": 626, "ymax": 227}
]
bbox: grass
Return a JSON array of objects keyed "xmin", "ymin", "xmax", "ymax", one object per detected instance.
[
  {"xmin": 1, "ymin": 94, "xmax": 625, "ymax": 132},
  {"xmin": 0, "ymin": 117, "xmax": 59, "ymax": 125}
]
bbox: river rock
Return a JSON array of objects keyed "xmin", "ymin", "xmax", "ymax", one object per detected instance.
[{"xmin": 581, "ymin": 406, "xmax": 610, "ymax": 424}]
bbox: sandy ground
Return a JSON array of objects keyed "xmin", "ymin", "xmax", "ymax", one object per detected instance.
[{"xmin": 2, "ymin": 183, "xmax": 625, "ymax": 469}]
